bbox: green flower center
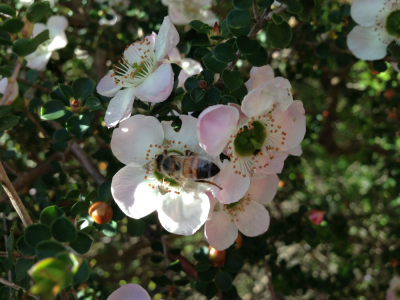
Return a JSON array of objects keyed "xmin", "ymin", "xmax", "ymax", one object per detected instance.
[
  {"xmin": 154, "ymin": 170, "xmax": 180, "ymax": 187},
  {"xmin": 233, "ymin": 121, "xmax": 267, "ymax": 157},
  {"xmin": 386, "ymin": 10, "xmax": 400, "ymax": 37}
]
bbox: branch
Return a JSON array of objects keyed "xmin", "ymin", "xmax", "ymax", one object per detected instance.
[
  {"xmin": 0, "ymin": 162, "xmax": 33, "ymax": 227},
  {"xmin": 0, "ymin": 252, "xmax": 35, "ymax": 259},
  {"xmin": 0, "ymin": 277, "xmax": 40, "ymax": 299},
  {"xmin": 264, "ymin": 261, "xmax": 276, "ymax": 300},
  {"xmin": 17, "ymin": 78, "xmax": 53, "ymax": 94},
  {"xmin": 1, "ymin": 59, "xmax": 22, "ymax": 105},
  {"xmin": 167, "ymin": 251, "xmax": 198, "ymax": 280}
]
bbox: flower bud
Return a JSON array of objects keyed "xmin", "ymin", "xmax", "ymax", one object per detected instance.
[
  {"xmin": 208, "ymin": 246, "xmax": 226, "ymax": 267},
  {"xmin": 198, "ymin": 80, "xmax": 207, "ymax": 89},
  {"xmin": 89, "ymin": 202, "xmax": 113, "ymax": 224},
  {"xmin": 71, "ymin": 99, "xmax": 81, "ymax": 112},
  {"xmin": 235, "ymin": 233, "xmax": 243, "ymax": 249},
  {"xmin": 308, "ymin": 209, "xmax": 325, "ymax": 226}
]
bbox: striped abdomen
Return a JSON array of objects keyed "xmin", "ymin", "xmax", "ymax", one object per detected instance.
[{"xmin": 182, "ymin": 157, "xmax": 220, "ymax": 180}]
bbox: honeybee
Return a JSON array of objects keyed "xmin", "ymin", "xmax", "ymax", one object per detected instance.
[{"xmin": 155, "ymin": 150, "xmax": 222, "ymax": 190}]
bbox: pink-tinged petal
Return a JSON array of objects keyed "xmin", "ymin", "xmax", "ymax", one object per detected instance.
[
  {"xmin": 206, "ymin": 192, "xmax": 219, "ymax": 220},
  {"xmin": 111, "ymin": 166, "xmax": 162, "ymax": 219},
  {"xmin": 197, "ymin": 105, "xmax": 239, "ymax": 157},
  {"xmin": 347, "ymin": 25, "xmax": 391, "ymax": 61},
  {"xmin": 111, "ymin": 115, "xmax": 164, "ymax": 166},
  {"xmin": 245, "ymin": 65, "xmax": 274, "ymax": 91},
  {"xmin": 255, "ymin": 151, "xmax": 289, "ymax": 174},
  {"xmin": 97, "ymin": 71, "xmax": 122, "ymax": 98},
  {"xmin": 25, "ymin": 51, "xmax": 52, "ymax": 71},
  {"xmin": 276, "ymin": 100, "xmax": 306, "ymax": 150},
  {"xmin": 47, "ymin": 16, "xmax": 68, "ymax": 38},
  {"xmin": 158, "ymin": 191, "xmax": 210, "ymax": 235},
  {"xmin": 199, "ymin": 11, "xmax": 219, "ymax": 26},
  {"xmin": 168, "ymin": 6, "xmax": 191, "ymax": 25},
  {"xmin": 248, "ymin": 174, "xmax": 279, "ymax": 205},
  {"xmin": 162, "ymin": 115, "xmax": 201, "ymax": 152},
  {"xmin": 213, "ymin": 165, "xmax": 250, "ymax": 204},
  {"xmin": 107, "ymin": 284, "xmax": 150, "ymax": 300},
  {"xmin": 0, "ymin": 78, "xmax": 7, "ymax": 96},
  {"xmin": 168, "ymin": 47, "xmax": 181, "ymax": 63},
  {"xmin": 177, "ymin": 70, "xmax": 189, "ymax": 88},
  {"xmin": 228, "ymin": 103, "xmax": 248, "ymax": 126},
  {"xmin": 308, "ymin": 210, "xmax": 325, "ymax": 226},
  {"xmin": 154, "ymin": 16, "xmax": 180, "ymax": 61},
  {"xmin": 104, "ymin": 88, "xmax": 136, "ymax": 128},
  {"xmin": 235, "ymin": 201, "xmax": 270, "ymax": 237},
  {"xmin": 289, "ymin": 144, "xmax": 302, "ymax": 156},
  {"xmin": 351, "ymin": 0, "xmax": 389, "ymax": 27},
  {"xmin": 0, "ymin": 79, "xmax": 18, "ymax": 102},
  {"xmin": 47, "ymin": 31, "xmax": 67, "ymax": 51},
  {"xmin": 135, "ymin": 62, "xmax": 174, "ymax": 103},
  {"xmin": 205, "ymin": 211, "xmax": 238, "ymax": 251},
  {"xmin": 181, "ymin": 58, "xmax": 203, "ymax": 76}
]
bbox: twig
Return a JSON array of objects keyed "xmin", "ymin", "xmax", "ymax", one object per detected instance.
[
  {"xmin": 0, "ymin": 251, "xmax": 35, "ymax": 259},
  {"xmin": 0, "ymin": 277, "xmax": 40, "ymax": 299},
  {"xmin": 167, "ymin": 251, "xmax": 198, "ymax": 280},
  {"xmin": 0, "ymin": 162, "xmax": 33, "ymax": 227},
  {"xmin": 253, "ymin": 0, "xmax": 259, "ymax": 21},
  {"xmin": 264, "ymin": 260, "xmax": 276, "ymax": 300},
  {"xmin": 2, "ymin": 214, "xmax": 12, "ymax": 297},
  {"xmin": 1, "ymin": 59, "xmax": 23, "ymax": 105},
  {"xmin": 60, "ymin": 290, "xmax": 69, "ymax": 300},
  {"xmin": 170, "ymin": 103, "xmax": 182, "ymax": 115},
  {"xmin": 26, "ymin": 111, "xmax": 50, "ymax": 139},
  {"xmin": 16, "ymin": 78, "xmax": 53, "ymax": 94}
]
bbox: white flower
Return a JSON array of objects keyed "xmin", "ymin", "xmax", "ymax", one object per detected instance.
[
  {"xmin": 108, "ymin": 284, "xmax": 154, "ymax": 300},
  {"xmin": 161, "ymin": 0, "xmax": 218, "ymax": 25},
  {"xmin": 98, "ymin": 8, "xmax": 120, "ymax": 26},
  {"xmin": 111, "ymin": 114, "xmax": 219, "ymax": 236},
  {"xmin": 0, "ymin": 78, "xmax": 18, "ymax": 103},
  {"xmin": 387, "ymin": 276, "xmax": 400, "ymax": 300},
  {"xmin": 168, "ymin": 47, "xmax": 203, "ymax": 88},
  {"xmin": 205, "ymin": 175, "xmax": 278, "ymax": 250},
  {"xmin": 347, "ymin": 0, "xmax": 400, "ymax": 60},
  {"xmin": 25, "ymin": 16, "xmax": 68, "ymax": 71},
  {"xmin": 96, "ymin": 16, "xmax": 179, "ymax": 128}
]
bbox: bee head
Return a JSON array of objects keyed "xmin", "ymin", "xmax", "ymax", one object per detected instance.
[{"xmin": 155, "ymin": 154, "xmax": 164, "ymax": 172}]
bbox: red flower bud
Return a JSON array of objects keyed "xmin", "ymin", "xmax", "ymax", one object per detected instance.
[
  {"xmin": 209, "ymin": 246, "xmax": 226, "ymax": 267},
  {"xmin": 308, "ymin": 209, "xmax": 325, "ymax": 226},
  {"xmin": 89, "ymin": 202, "xmax": 113, "ymax": 224}
]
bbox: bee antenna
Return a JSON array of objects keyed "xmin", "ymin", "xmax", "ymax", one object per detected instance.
[{"xmin": 194, "ymin": 180, "xmax": 222, "ymax": 190}]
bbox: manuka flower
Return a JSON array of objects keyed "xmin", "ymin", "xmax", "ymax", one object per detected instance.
[
  {"xmin": 205, "ymin": 175, "xmax": 279, "ymax": 250},
  {"xmin": 108, "ymin": 284, "xmax": 152, "ymax": 300},
  {"xmin": 347, "ymin": 0, "xmax": 400, "ymax": 60},
  {"xmin": 111, "ymin": 114, "xmax": 220, "ymax": 235},
  {"xmin": 168, "ymin": 47, "xmax": 203, "ymax": 88},
  {"xmin": 197, "ymin": 66, "xmax": 305, "ymax": 204},
  {"xmin": 25, "ymin": 16, "xmax": 68, "ymax": 71},
  {"xmin": 96, "ymin": 16, "xmax": 179, "ymax": 128},
  {"xmin": 161, "ymin": 0, "xmax": 218, "ymax": 25}
]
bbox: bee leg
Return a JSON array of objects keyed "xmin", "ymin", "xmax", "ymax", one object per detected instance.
[
  {"xmin": 195, "ymin": 180, "xmax": 222, "ymax": 190},
  {"xmin": 163, "ymin": 149, "xmax": 168, "ymax": 155},
  {"xmin": 184, "ymin": 150, "xmax": 194, "ymax": 156}
]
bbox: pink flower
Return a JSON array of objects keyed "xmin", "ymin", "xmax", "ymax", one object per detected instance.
[
  {"xmin": 97, "ymin": 16, "xmax": 179, "ymax": 128},
  {"xmin": 197, "ymin": 66, "xmax": 306, "ymax": 204},
  {"xmin": 205, "ymin": 175, "xmax": 279, "ymax": 250},
  {"xmin": 168, "ymin": 47, "xmax": 203, "ymax": 88},
  {"xmin": 107, "ymin": 284, "xmax": 152, "ymax": 300},
  {"xmin": 308, "ymin": 209, "xmax": 325, "ymax": 226}
]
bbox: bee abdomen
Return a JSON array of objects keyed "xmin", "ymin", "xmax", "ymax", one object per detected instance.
[{"xmin": 196, "ymin": 159, "xmax": 220, "ymax": 179}]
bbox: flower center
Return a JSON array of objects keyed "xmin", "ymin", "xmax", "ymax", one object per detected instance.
[
  {"xmin": 153, "ymin": 170, "xmax": 180, "ymax": 187},
  {"xmin": 233, "ymin": 121, "xmax": 267, "ymax": 157},
  {"xmin": 112, "ymin": 37, "xmax": 157, "ymax": 88},
  {"xmin": 222, "ymin": 195, "xmax": 251, "ymax": 222},
  {"xmin": 386, "ymin": 10, "xmax": 400, "ymax": 37}
]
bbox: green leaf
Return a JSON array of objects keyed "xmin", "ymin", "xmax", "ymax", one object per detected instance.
[
  {"xmin": 64, "ymin": 189, "xmax": 80, "ymax": 200},
  {"xmin": 71, "ymin": 201, "xmax": 90, "ymax": 217},
  {"xmin": 25, "ymin": 69, "xmax": 39, "ymax": 84},
  {"xmin": 98, "ymin": 220, "xmax": 117, "ymax": 237},
  {"xmin": 0, "ymin": 115, "xmax": 19, "ymax": 131},
  {"xmin": 0, "ymin": 29, "xmax": 12, "ymax": 46},
  {"xmin": 51, "ymin": 217, "xmax": 77, "ymax": 243},
  {"xmin": 226, "ymin": 9, "xmax": 252, "ymax": 29},
  {"xmin": 198, "ymin": 69, "xmax": 214, "ymax": 86},
  {"xmin": 213, "ymin": 43, "xmax": 236, "ymax": 63},
  {"xmin": 220, "ymin": 95, "xmax": 239, "ymax": 105},
  {"xmin": 223, "ymin": 254, "xmax": 244, "ymax": 272},
  {"xmin": 214, "ymin": 270, "xmax": 232, "ymax": 291},
  {"xmin": 32, "ymin": 29, "xmax": 49, "ymax": 46},
  {"xmin": 98, "ymin": 181, "xmax": 112, "ymax": 201},
  {"xmin": 266, "ymin": 22, "xmax": 292, "ymax": 48},
  {"xmin": 0, "ymin": 18, "xmax": 24, "ymax": 33},
  {"xmin": 66, "ymin": 115, "xmax": 91, "ymax": 137},
  {"xmin": 272, "ymin": 13, "xmax": 283, "ymax": 25},
  {"xmin": 190, "ymin": 87, "xmax": 205, "ymax": 102},
  {"xmin": 328, "ymin": 11, "xmax": 342, "ymax": 24},
  {"xmin": 127, "ymin": 218, "xmax": 146, "ymax": 237},
  {"xmin": 59, "ymin": 84, "xmax": 74, "ymax": 101},
  {"xmin": 41, "ymin": 100, "xmax": 66, "ymax": 121},
  {"xmin": 195, "ymin": 261, "xmax": 211, "ymax": 272},
  {"xmin": 0, "ymin": 105, "xmax": 12, "ymax": 116},
  {"xmin": 202, "ymin": 53, "xmax": 226, "ymax": 73},
  {"xmin": 197, "ymin": 267, "xmax": 218, "ymax": 282},
  {"xmin": 53, "ymin": 128, "xmax": 72, "ymax": 142},
  {"xmin": 194, "ymin": 246, "xmax": 209, "ymax": 262},
  {"xmin": 285, "ymin": 0, "xmax": 303, "ymax": 14},
  {"xmin": 228, "ymin": 25, "xmax": 251, "ymax": 37},
  {"xmin": 40, "ymin": 206, "xmax": 65, "ymax": 226},
  {"xmin": 222, "ymin": 70, "xmax": 243, "ymax": 92},
  {"xmin": 83, "ymin": 96, "xmax": 103, "ymax": 111},
  {"xmin": 36, "ymin": 241, "xmax": 66, "ymax": 260},
  {"xmin": 181, "ymin": 92, "xmax": 206, "ymax": 113},
  {"xmin": 373, "ymin": 60, "xmax": 388, "ymax": 72},
  {"xmin": 205, "ymin": 282, "xmax": 219, "ymax": 299},
  {"xmin": 74, "ymin": 259, "xmax": 90, "ymax": 284},
  {"xmin": 26, "ymin": 1, "xmax": 50, "ymax": 23},
  {"xmin": 258, "ymin": 0, "xmax": 273, "ymax": 8},
  {"xmin": 190, "ymin": 36, "xmax": 211, "ymax": 47},
  {"xmin": 12, "ymin": 39, "xmax": 38, "ymax": 56},
  {"xmin": 15, "ymin": 259, "xmax": 35, "ymax": 281},
  {"xmin": 232, "ymin": 0, "xmax": 252, "ymax": 10},
  {"xmin": 236, "ymin": 35, "xmax": 260, "ymax": 56},
  {"xmin": 0, "ymin": 67, "xmax": 12, "ymax": 78},
  {"xmin": 16, "ymin": 236, "xmax": 35, "ymax": 256},
  {"xmin": 204, "ymin": 87, "xmax": 221, "ymax": 105},
  {"xmin": 6, "ymin": 231, "xmax": 14, "ymax": 262},
  {"xmin": 151, "ymin": 275, "xmax": 173, "ymax": 287},
  {"xmin": 184, "ymin": 76, "xmax": 199, "ymax": 92},
  {"xmin": 72, "ymin": 78, "xmax": 95, "ymax": 101},
  {"xmin": 193, "ymin": 47, "xmax": 211, "ymax": 60},
  {"xmin": 50, "ymin": 87, "xmax": 69, "ymax": 105},
  {"xmin": 245, "ymin": 46, "xmax": 268, "ymax": 67},
  {"xmin": 24, "ymin": 224, "xmax": 51, "ymax": 247},
  {"xmin": 83, "ymin": 190, "xmax": 98, "ymax": 202},
  {"xmin": 69, "ymin": 232, "xmax": 92, "ymax": 254},
  {"xmin": 189, "ymin": 20, "xmax": 212, "ymax": 34},
  {"xmin": 0, "ymin": 4, "xmax": 16, "ymax": 17}
]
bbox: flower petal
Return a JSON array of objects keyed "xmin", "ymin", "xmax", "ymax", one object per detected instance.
[
  {"xmin": 255, "ymin": 150, "xmax": 289, "ymax": 174},
  {"xmin": 181, "ymin": 58, "xmax": 203, "ymax": 76},
  {"xmin": 205, "ymin": 211, "xmax": 238, "ymax": 251},
  {"xmin": 47, "ymin": 16, "xmax": 68, "ymax": 38},
  {"xmin": 197, "ymin": 105, "xmax": 239, "ymax": 157},
  {"xmin": 347, "ymin": 25, "xmax": 391, "ymax": 61},
  {"xmin": 158, "ymin": 191, "xmax": 210, "ymax": 235},
  {"xmin": 0, "ymin": 79, "xmax": 18, "ymax": 102},
  {"xmin": 111, "ymin": 115, "xmax": 164, "ymax": 166},
  {"xmin": 135, "ymin": 62, "xmax": 174, "ymax": 103},
  {"xmin": 168, "ymin": 47, "xmax": 181, "ymax": 63},
  {"xmin": 104, "ymin": 88, "xmax": 136, "ymax": 128},
  {"xmin": 107, "ymin": 284, "xmax": 151, "ymax": 300},
  {"xmin": 213, "ymin": 164, "xmax": 250, "ymax": 204},
  {"xmin": 111, "ymin": 166, "xmax": 162, "ymax": 219},
  {"xmin": 32, "ymin": 23, "xmax": 47, "ymax": 37},
  {"xmin": 168, "ymin": 6, "xmax": 191, "ymax": 25},
  {"xmin": 206, "ymin": 191, "xmax": 219, "ymax": 220},
  {"xmin": 154, "ymin": 16, "xmax": 180, "ymax": 62},
  {"xmin": 97, "ymin": 71, "xmax": 122, "ymax": 97},
  {"xmin": 289, "ymin": 144, "xmax": 302, "ymax": 156},
  {"xmin": 25, "ymin": 51, "xmax": 52, "ymax": 71},
  {"xmin": 245, "ymin": 65, "xmax": 274, "ymax": 92},
  {"xmin": 235, "ymin": 201, "xmax": 270, "ymax": 237},
  {"xmin": 350, "ymin": 0, "xmax": 389, "ymax": 27},
  {"xmin": 248, "ymin": 174, "xmax": 279, "ymax": 205},
  {"xmin": 47, "ymin": 31, "xmax": 68, "ymax": 51}
]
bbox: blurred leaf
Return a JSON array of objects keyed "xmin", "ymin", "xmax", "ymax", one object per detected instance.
[
  {"xmin": 16, "ymin": 259, "xmax": 35, "ymax": 281},
  {"xmin": 0, "ymin": 4, "xmax": 16, "ymax": 17},
  {"xmin": 184, "ymin": 76, "xmax": 199, "ymax": 92},
  {"xmin": 267, "ymin": 22, "xmax": 292, "ymax": 48},
  {"xmin": 0, "ymin": 67, "xmax": 12, "ymax": 78},
  {"xmin": 66, "ymin": 115, "xmax": 90, "ymax": 137},
  {"xmin": 190, "ymin": 87, "xmax": 205, "ymax": 102},
  {"xmin": 53, "ymin": 128, "xmax": 72, "ymax": 142},
  {"xmin": 189, "ymin": 20, "xmax": 212, "ymax": 34},
  {"xmin": 24, "ymin": 224, "xmax": 52, "ymax": 247},
  {"xmin": 69, "ymin": 232, "xmax": 92, "ymax": 254},
  {"xmin": 74, "ymin": 259, "xmax": 90, "ymax": 284},
  {"xmin": 36, "ymin": 241, "xmax": 66, "ymax": 260},
  {"xmin": 171, "ymin": 63, "xmax": 182, "ymax": 83},
  {"xmin": 194, "ymin": 47, "xmax": 211, "ymax": 60},
  {"xmin": 40, "ymin": 206, "xmax": 65, "ymax": 226},
  {"xmin": 98, "ymin": 181, "xmax": 112, "ymax": 201},
  {"xmin": 16, "ymin": 236, "xmax": 35, "ymax": 256},
  {"xmin": 204, "ymin": 87, "xmax": 221, "ymax": 105},
  {"xmin": 51, "ymin": 217, "xmax": 77, "ymax": 242},
  {"xmin": 71, "ymin": 201, "xmax": 90, "ymax": 217},
  {"xmin": 12, "ymin": 38, "xmax": 38, "ymax": 56},
  {"xmin": 41, "ymin": 100, "xmax": 66, "ymax": 121},
  {"xmin": 232, "ymin": 0, "xmax": 252, "ymax": 10},
  {"xmin": 127, "ymin": 219, "xmax": 146, "ymax": 237},
  {"xmin": 98, "ymin": 221, "xmax": 118, "ymax": 237},
  {"xmin": 195, "ymin": 261, "xmax": 211, "ymax": 272},
  {"xmin": 32, "ymin": 29, "xmax": 49, "ymax": 46},
  {"xmin": 223, "ymin": 254, "xmax": 244, "ymax": 273},
  {"xmin": 226, "ymin": 9, "xmax": 252, "ymax": 29},
  {"xmin": 0, "ymin": 18, "xmax": 24, "ymax": 33},
  {"xmin": 26, "ymin": 1, "xmax": 50, "ymax": 23},
  {"xmin": 0, "ymin": 115, "xmax": 19, "ymax": 131},
  {"xmin": 258, "ymin": 0, "xmax": 273, "ymax": 8},
  {"xmin": 220, "ymin": 95, "xmax": 239, "ymax": 104},
  {"xmin": 215, "ymin": 270, "xmax": 232, "ymax": 291}
]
